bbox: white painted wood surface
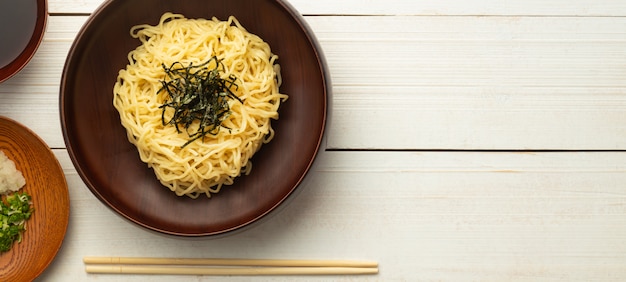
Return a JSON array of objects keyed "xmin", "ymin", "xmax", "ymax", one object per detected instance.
[
  {"xmin": 37, "ymin": 150, "xmax": 626, "ymax": 281},
  {"xmin": 0, "ymin": 0, "xmax": 624, "ymax": 281}
]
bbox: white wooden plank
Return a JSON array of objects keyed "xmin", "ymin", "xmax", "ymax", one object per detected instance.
[
  {"xmin": 310, "ymin": 16, "xmax": 626, "ymax": 149},
  {"xmin": 289, "ymin": 0, "xmax": 626, "ymax": 16},
  {"xmin": 37, "ymin": 150, "xmax": 626, "ymax": 281},
  {"xmin": 48, "ymin": 0, "xmax": 626, "ymax": 16},
  {"xmin": 2, "ymin": 16, "xmax": 626, "ymax": 150}
]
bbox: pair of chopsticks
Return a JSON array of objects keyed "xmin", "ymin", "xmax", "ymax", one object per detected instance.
[{"xmin": 83, "ymin": 257, "xmax": 378, "ymax": 276}]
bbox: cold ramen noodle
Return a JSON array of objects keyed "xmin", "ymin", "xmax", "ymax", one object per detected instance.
[{"xmin": 113, "ymin": 13, "xmax": 288, "ymax": 198}]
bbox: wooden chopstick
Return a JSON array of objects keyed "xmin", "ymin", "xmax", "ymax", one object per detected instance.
[
  {"xmin": 83, "ymin": 257, "xmax": 379, "ymax": 276},
  {"xmin": 85, "ymin": 265, "xmax": 378, "ymax": 275},
  {"xmin": 83, "ymin": 256, "xmax": 378, "ymax": 268}
]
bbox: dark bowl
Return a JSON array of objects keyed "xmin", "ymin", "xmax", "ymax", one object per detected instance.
[
  {"xmin": 0, "ymin": 0, "xmax": 47, "ymax": 83},
  {"xmin": 60, "ymin": 0, "xmax": 329, "ymax": 237}
]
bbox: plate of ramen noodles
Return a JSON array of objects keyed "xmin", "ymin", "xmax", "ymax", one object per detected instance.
[{"xmin": 60, "ymin": 0, "xmax": 329, "ymax": 236}]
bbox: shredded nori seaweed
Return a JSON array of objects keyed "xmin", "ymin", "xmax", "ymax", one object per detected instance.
[{"xmin": 158, "ymin": 57, "xmax": 242, "ymax": 148}]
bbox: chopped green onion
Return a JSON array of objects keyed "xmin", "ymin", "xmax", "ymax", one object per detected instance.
[{"xmin": 0, "ymin": 192, "xmax": 33, "ymax": 252}]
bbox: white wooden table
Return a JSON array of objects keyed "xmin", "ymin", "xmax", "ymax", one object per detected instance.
[{"xmin": 2, "ymin": 0, "xmax": 626, "ymax": 281}]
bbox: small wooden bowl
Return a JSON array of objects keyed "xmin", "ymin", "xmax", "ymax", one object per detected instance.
[
  {"xmin": 0, "ymin": 0, "xmax": 47, "ymax": 83},
  {"xmin": 0, "ymin": 116, "xmax": 70, "ymax": 281}
]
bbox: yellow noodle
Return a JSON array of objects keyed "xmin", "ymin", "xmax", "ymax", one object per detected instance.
[{"xmin": 113, "ymin": 13, "xmax": 287, "ymax": 198}]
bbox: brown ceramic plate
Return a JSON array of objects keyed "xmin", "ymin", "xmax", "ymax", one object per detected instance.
[
  {"xmin": 0, "ymin": 0, "xmax": 47, "ymax": 83},
  {"xmin": 0, "ymin": 116, "xmax": 70, "ymax": 281},
  {"xmin": 60, "ymin": 0, "xmax": 329, "ymax": 236}
]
